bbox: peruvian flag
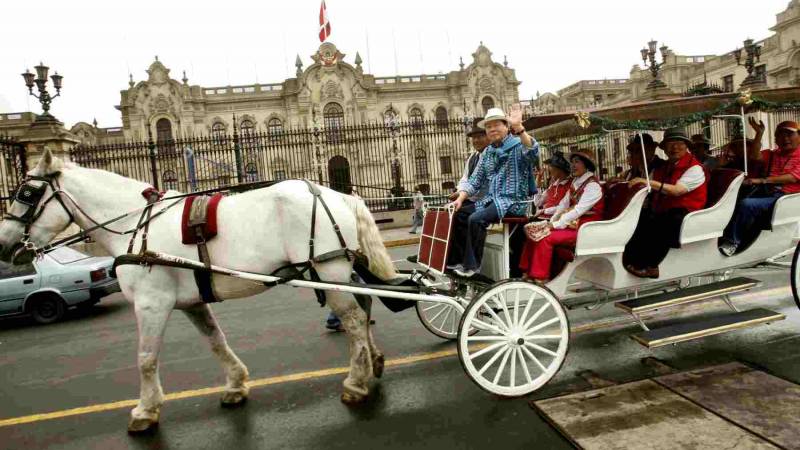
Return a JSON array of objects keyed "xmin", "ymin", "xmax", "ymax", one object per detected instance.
[{"xmin": 319, "ymin": 0, "xmax": 331, "ymax": 42}]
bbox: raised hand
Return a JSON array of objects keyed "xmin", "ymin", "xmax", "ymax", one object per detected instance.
[
  {"xmin": 748, "ymin": 117, "xmax": 765, "ymax": 136},
  {"xmin": 508, "ymin": 103, "xmax": 523, "ymax": 129}
]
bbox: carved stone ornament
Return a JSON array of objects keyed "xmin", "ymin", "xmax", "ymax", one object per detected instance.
[
  {"xmin": 312, "ymin": 42, "xmax": 345, "ymax": 67},
  {"xmin": 322, "ymin": 80, "xmax": 344, "ymax": 101}
]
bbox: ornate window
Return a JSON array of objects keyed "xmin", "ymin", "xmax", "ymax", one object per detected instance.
[
  {"xmin": 409, "ymin": 107, "xmax": 423, "ymax": 130},
  {"xmin": 240, "ymin": 119, "xmax": 255, "ymax": 135},
  {"xmin": 323, "ymin": 103, "xmax": 345, "ymax": 143},
  {"xmin": 481, "ymin": 96, "xmax": 495, "ymax": 114},
  {"xmin": 414, "ymin": 148, "xmax": 429, "ymax": 179},
  {"xmin": 267, "ymin": 118, "xmax": 284, "ymax": 139},
  {"xmin": 723, "ymin": 75, "xmax": 734, "ymax": 93},
  {"xmin": 439, "ymin": 156, "xmax": 453, "ymax": 175},
  {"xmin": 383, "ymin": 109, "xmax": 397, "ymax": 126},
  {"xmin": 162, "ymin": 169, "xmax": 178, "ymax": 191},
  {"xmin": 244, "ymin": 162, "xmax": 259, "ymax": 182},
  {"xmin": 435, "ymin": 106, "xmax": 448, "ymax": 128},
  {"xmin": 212, "ymin": 122, "xmax": 227, "ymax": 146}
]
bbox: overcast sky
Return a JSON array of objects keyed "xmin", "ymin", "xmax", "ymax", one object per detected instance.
[{"xmin": 0, "ymin": 0, "xmax": 790, "ymax": 128}]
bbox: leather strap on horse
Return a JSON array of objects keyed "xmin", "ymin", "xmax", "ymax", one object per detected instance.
[{"xmin": 188, "ymin": 196, "xmax": 219, "ymax": 303}]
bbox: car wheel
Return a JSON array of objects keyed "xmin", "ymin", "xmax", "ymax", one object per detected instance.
[{"xmin": 29, "ymin": 294, "xmax": 66, "ymax": 325}]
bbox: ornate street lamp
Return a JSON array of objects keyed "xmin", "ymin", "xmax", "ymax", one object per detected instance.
[
  {"xmin": 640, "ymin": 40, "xmax": 669, "ymax": 90},
  {"xmin": 21, "ymin": 62, "xmax": 63, "ymax": 123},
  {"xmin": 732, "ymin": 38, "xmax": 764, "ymax": 88}
]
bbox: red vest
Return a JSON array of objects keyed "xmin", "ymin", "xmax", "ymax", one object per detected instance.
[
  {"xmin": 569, "ymin": 175, "xmax": 605, "ymax": 226},
  {"xmin": 651, "ymin": 152, "xmax": 707, "ymax": 213},
  {"xmin": 542, "ymin": 179, "xmax": 571, "ymax": 211}
]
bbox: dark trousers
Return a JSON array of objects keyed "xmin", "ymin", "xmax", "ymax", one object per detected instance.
[
  {"xmin": 623, "ymin": 208, "xmax": 689, "ymax": 269},
  {"xmin": 461, "ymin": 202, "xmax": 500, "ymax": 270},
  {"xmin": 723, "ymin": 192, "xmax": 783, "ymax": 246}
]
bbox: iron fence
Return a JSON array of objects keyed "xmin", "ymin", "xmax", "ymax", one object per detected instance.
[
  {"xmin": 69, "ymin": 117, "xmax": 477, "ymax": 212},
  {"xmin": 0, "ymin": 136, "xmax": 27, "ymax": 216}
]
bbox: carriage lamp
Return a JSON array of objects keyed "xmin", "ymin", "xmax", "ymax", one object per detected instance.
[
  {"xmin": 640, "ymin": 40, "xmax": 668, "ymax": 90},
  {"xmin": 21, "ymin": 61, "xmax": 63, "ymax": 122}
]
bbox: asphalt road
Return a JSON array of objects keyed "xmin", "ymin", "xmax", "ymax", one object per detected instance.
[{"xmin": 0, "ymin": 246, "xmax": 798, "ymax": 450}]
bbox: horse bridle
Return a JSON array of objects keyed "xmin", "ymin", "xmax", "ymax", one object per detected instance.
[{"xmin": 3, "ymin": 174, "xmax": 75, "ymax": 252}]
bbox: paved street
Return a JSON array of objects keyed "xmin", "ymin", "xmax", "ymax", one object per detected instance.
[{"xmin": 0, "ymin": 245, "xmax": 798, "ymax": 449}]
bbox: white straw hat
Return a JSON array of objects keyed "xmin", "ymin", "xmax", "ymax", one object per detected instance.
[{"xmin": 477, "ymin": 107, "xmax": 509, "ymax": 129}]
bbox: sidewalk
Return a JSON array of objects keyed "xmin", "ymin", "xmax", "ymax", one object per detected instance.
[{"xmin": 380, "ymin": 226, "xmax": 420, "ymax": 248}]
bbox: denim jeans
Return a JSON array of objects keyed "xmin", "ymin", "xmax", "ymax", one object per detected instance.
[
  {"xmin": 723, "ymin": 192, "xmax": 783, "ymax": 246},
  {"xmin": 462, "ymin": 202, "xmax": 500, "ymax": 270}
]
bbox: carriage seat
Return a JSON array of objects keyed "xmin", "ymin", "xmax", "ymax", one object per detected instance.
[
  {"xmin": 553, "ymin": 182, "xmax": 646, "ymax": 264},
  {"xmin": 679, "ymin": 168, "xmax": 744, "ymax": 246}
]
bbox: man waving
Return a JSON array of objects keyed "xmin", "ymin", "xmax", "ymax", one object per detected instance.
[{"xmin": 449, "ymin": 104, "xmax": 539, "ymax": 278}]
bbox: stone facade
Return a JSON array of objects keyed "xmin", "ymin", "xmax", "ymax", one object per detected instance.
[
  {"xmin": 71, "ymin": 42, "xmax": 520, "ymax": 144},
  {"xmin": 531, "ymin": 0, "xmax": 800, "ymax": 114}
]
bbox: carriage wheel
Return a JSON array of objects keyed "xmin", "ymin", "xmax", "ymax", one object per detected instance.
[
  {"xmin": 416, "ymin": 278, "xmax": 484, "ymax": 340},
  {"xmin": 457, "ymin": 280, "xmax": 569, "ymax": 397},
  {"xmin": 792, "ymin": 242, "xmax": 800, "ymax": 311}
]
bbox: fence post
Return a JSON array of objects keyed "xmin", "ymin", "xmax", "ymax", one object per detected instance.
[
  {"xmin": 232, "ymin": 114, "xmax": 244, "ymax": 183},
  {"xmin": 147, "ymin": 125, "xmax": 159, "ymax": 190}
]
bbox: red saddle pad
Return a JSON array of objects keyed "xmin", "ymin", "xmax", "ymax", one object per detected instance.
[
  {"xmin": 181, "ymin": 193, "xmax": 224, "ymax": 245},
  {"xmin": 416, "ymin": 207, "xmax": 454, "ymax": 273}
]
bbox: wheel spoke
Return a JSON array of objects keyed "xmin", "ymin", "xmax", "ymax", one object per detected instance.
[
  {"xmin": 521, "ymin": 302, "xmax": 551, "ymax": 331},
  {"xmin": 439, "ymin": 306, "xmax": 452, "ymax": 331},
  {"xmin": 428, "ymin": 303, "xmax": 449, "ymax": 325},
  {"xmin": 527, "ymin": 334, "xmax": 562, "ymax": 340},
  {"xmin": 471, "ymin": 318, "xmax": 506, "ymax": 335},
  {"xmin": 482, "ymin": 302, "xmax": 511, "ymax": 333},
  {"xmin": 478, "ymin": 344, "xmax": 509, "ymax": 375},
  {"xmin": 524, "ymin": 316, "xmax": 561, "ymax": 336},
  {"xmin": 494, "ymin": 293, "xmax": 514, "ymax": 330},
  {"xmin": 448, "ymin": 305, "xmax": 457, "ymax": 335},
  {"xmin": 525, "ymin": 342, "xmax": 558, "ymax": 357},
  {"xmin": 517, "ymin": 291, "xmax": 537, "ymax": 328},
  {"xmin": 492, "ymin": 348, "xmax": 512, "ymax": 384},
  {"xmin": 513, "ymin": 289, "xmax": 520, "ymax": 327},
  {"xmin": 517, "ymin": 347, "xmax": 533, "ymax": 384},
  {"xmin": 467, "ymin": 335, "xmax": 508, "ymax": 342},
  {"xmin": 423, "ymin": 302, "xmax": 442, "ymax": 313},
  {"xmin": 522, "ymin": 345, "xmax": 547, "ymax": 372},
  {"xmin": 470, "ymin": 341, "xmax": 506, "ymax": 360},
  {"xmin": 510, "ymin": 346, "xmax": 517, "ymax": 388}
]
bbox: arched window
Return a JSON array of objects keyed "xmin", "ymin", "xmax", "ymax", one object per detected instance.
[
  {"xmin": 244, "ymin": 162, "xmax": 259, "ymax": 182},
  {"xmin": 481, "ymin": 96, "xmax": 495, "ymax": 114},
  {"xmin": 435, "ymin": 106, "xmax": 448, "ymax": 128},
  {"xmin": 162, "ymin": 169, "xmax": 178, "ymax": 191},
  {"xmin": 211, "ymin": 122, "xmax": 226, "ymax": 136},
  {"xmin": 156, "ymin": 118, "xmax": 173, "ymax": 143},
  {"xmin": 409, "ymin": 107, "xmax": 423, "ymax": 129},
  {"xmin": 323, "ymin": 103, "xmax": 345, "ymax": 143},
  {"xmin": 414, "ymin": 148, "xmax": 429, "ymax": 179},
  {"xmin": 441, "ymin": 181, "xmax": 456, "ymax": 191},
  {"xmin": 383, "ymin": 109, "xmax": 396, "ymax": 126},
  {"xmin": 267, "ymin": 118, "xmax": 283, "ymax": 139},
  {"xmin": 240, "ymin": 119, "xmax": 255, "ymax": 135}
]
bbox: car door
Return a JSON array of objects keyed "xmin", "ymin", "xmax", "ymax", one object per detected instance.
[{"xmin": 0, "ymin": 263, "xmax": 41, "ymax": 315}]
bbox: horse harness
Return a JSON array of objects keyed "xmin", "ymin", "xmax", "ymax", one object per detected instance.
[{"xmin": 4, "ymin": 174, "xmax": 74, "ymax": 251}]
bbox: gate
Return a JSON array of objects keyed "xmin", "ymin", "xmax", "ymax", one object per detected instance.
[{"xmin": 0, "ymin": 137, "xmax": 27, "ymax": 217}]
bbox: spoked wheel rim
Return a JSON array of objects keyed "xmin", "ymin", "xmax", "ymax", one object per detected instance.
[
  {"xmin": 457, "ymin": 280, "xmax": 569, "ymax": 397},
  {"xmin": 792, "ymin": 243, "xmax": 800, "ymax": 311},
  {"xmin": 416, "ymin": 277, "xmax": 483, "ymax": 340}
]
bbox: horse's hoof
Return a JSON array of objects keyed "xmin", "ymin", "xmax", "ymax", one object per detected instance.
[
  {"xmin": 372, "ymin": 354, "xmax": 385, "ymax": 379},
  {"xmin": 127, "ymin": 416, "xmax": 159, "ymax": 434},
  {"xmin": 340, "ymin": 390, "xmax": 367, "ymax": 405},
  {"xmin": 220, "ymin": 388, "xmax": 249, "ymax": 407}
]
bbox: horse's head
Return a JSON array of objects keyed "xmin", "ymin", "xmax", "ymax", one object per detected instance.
[{"xmin": 0, "ymin": 148, "xmax": 73, "ymax": 265}]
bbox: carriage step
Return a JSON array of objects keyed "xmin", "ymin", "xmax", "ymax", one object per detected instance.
[
  {"xmin": 615, "ymin": 277, "xmax": 760, "ymax": 314},
  {"xmin": 631, "ymin": 308, "xmax": 785, "ymax": 348}
]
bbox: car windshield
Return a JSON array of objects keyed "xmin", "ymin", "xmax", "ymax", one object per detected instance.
[{"xmin": 48, "ymin": 247, "xmax": 90, "ymax": 264}]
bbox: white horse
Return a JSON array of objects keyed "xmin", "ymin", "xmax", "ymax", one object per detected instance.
[{"xmin": 0, "ymin": 149, "xmax": 398, "ymax": 433}]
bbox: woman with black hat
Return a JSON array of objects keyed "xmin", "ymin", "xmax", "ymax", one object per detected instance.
[
  {"xmin": 623, "ymin": 127, "xmax": 708, "ymax": 278},
  {"xmin": 533, "ymin": 151, "xmax": 572, "ymax": 218},
  {"xmin": 519, "ymin": 149, "xmax": 604, "ymax": 282}
]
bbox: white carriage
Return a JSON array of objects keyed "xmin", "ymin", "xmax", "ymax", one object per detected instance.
[{"xmin": 410, "ymin": 168, "xmax": 800, "ymax": 397}]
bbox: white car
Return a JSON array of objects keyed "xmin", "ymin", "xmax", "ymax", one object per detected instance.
[{"xmin": 0, "ymin": 247, "xmax": 121, "ymax": 324}]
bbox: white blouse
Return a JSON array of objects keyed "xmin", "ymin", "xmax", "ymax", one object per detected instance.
[{"xmin": 550, "ymin": 172, "xmax": 603, "ymax": 230}]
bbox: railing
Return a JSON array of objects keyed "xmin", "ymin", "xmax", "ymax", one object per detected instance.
[
  {"xmin": 69, "ymin": 118, "xmax": 476, "ymax": 212},
  {"xmin": 0, "ymin": 136, "xmax": 27, "ymax": 216}
]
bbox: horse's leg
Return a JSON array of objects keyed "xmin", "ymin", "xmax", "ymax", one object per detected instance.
[
  {"xmin": 354, "ymin": 292, "xmax": 384, "ymax": 379},
  {"xmin": 327, "ymin": 289, "xmax": 372, "ymax": 403},
  {"xmin": 182, "ymin": 304, "xmax": 249, "ymax": 406},
  {"xmin": 128, "ymin": 294, "xmax": 174, "ymax": 433}
]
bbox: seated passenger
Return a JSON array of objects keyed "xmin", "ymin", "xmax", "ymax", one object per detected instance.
[
  {"xmin": 719, "ymin": 120, "xmax": 800, "ymax": 256},
  {"xmin": 614, "ymin": 133, "xmax": 665, "ymax": 182},
  {"xmin": 718, "ymin": 117, "xmax": 766, "ymax": 178},
  {"xmin": 691, "ymin": 133, "xmax": 720, "ymax": 170},
  {"xmin": 533, "ymin": 151, "xmax": 572, "ymax": 218},
  {"xmin": 449, "ymin": 105, "xmax": 539, "ymax": 278},
  {"xmin": 623, "ymin": 128, "xmax": 708, "ymax": 279},
  {"xmin": 519, "ymin": 150, "xmax": 604, "ymax": 283}
]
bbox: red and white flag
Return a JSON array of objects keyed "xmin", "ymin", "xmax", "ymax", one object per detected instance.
[{"xmin": 319, "ymin": 0, "xmax": 331, "ymax": 42}]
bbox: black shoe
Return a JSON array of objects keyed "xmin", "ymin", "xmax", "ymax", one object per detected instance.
[{"xmin": 406, "ymin": 255, "xmax": 418, "ymax": 263}]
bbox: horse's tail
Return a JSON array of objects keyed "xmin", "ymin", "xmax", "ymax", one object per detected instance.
[{"xmin": 341, "ymin": 195, "xmax": 398, "ymax": 280}]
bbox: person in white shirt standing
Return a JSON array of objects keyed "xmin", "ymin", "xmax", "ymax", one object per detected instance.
[{"xmin": 519, "ymin": 150, "xmax": 604, "ymax": 282}]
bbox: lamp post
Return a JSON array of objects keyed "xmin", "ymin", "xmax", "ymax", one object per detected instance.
[
  {"xmin": 732, "ymin": 39, "xmax": 764, "ymax": 89},
  {"xmin": 21, "ymin": 62, "xmax": 63, "ymax": 123},
  {"xmin": 640, "ymin": 40, "xmax": 669, "ymax": 90}
]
